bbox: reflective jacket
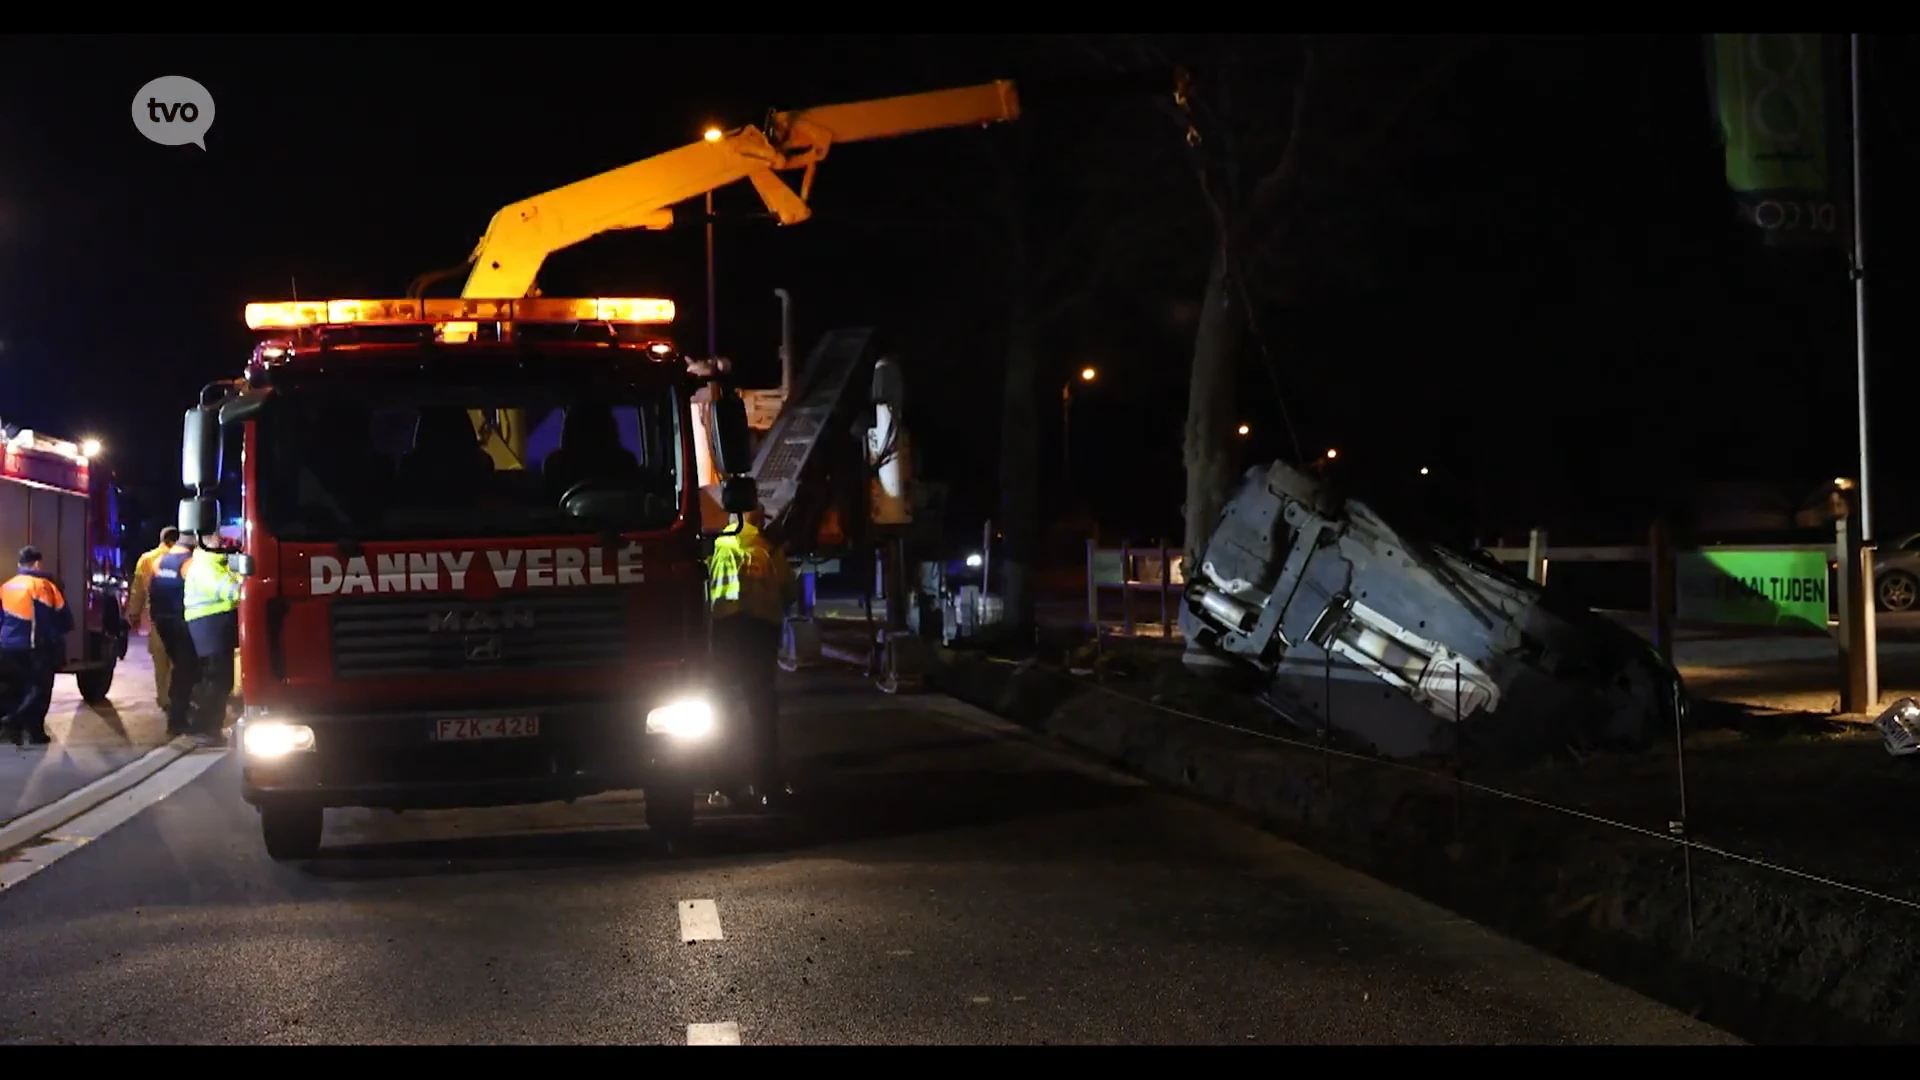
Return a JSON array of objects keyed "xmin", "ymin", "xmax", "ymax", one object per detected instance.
[
  {"xmin": 184, "ymin": 550, "xmax": 242, "ymax": 656},
  {"xmin": 126, "ymin": 543, "xmax": 173, "ymax": 624},
  {"xmin": 150, "ymin": 547, "xmax": 194, "ymax": 620},
  {"xmin": 0, "ymin": 570, "xmax": 73, "ymax": 653},
  {"xmin": 707, "ymin": 522, "xmax": 788, "ymax": 625}
]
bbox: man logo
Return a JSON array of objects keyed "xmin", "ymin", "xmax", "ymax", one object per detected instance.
[
  {"xmin": 427, "ymin": 608, "xmax": 536, "ymax": 633},
  {"xmin": 464, "ymin": 635, "xmax": 504, "ymax": 662}
]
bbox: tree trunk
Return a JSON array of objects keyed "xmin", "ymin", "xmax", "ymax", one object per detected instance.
[{"xmin": 1181, "ymin": 246, "xmax": 1245, "ymax": 574}]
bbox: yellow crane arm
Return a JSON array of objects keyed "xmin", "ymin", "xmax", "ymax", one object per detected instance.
[{"xmin": 460, "ymin": 79, "xmax": 1022, "ymax": 300}]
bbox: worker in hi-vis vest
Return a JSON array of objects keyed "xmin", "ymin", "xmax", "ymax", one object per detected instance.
[
  {"xmin": 182, "ymin": 535, "xmax": 243, "ymax": 745},
  {"xmin": 126, "ymin": 525, "xmax": 181, "ymax": 710},
  {"xmin": 706, "ymin": 509, "xmax": 796, "ymax": 805}
]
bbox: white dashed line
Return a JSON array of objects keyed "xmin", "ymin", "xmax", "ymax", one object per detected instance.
[
  {"xmin": 678, "ymin": 898, "xmax": 724, "ymax": 942},
  {"xmin": 1, "ymin": 749, "xmax": 224, "ymax": 893},
  {"xmin": 686, "ymin": 1021, "xmax": 740, "ymax": 1045}
]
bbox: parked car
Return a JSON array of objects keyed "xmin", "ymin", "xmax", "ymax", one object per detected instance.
[{"xmin": 1876, "ymin": 533, "xmax": 1920, "ymax": 611}]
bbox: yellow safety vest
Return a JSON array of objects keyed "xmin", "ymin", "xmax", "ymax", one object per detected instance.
[
  {"xmin": 184, "ymin": 551, "xmax": 243, "ymax": 623},
  {"xmin": 708, "ymin": 524, "xmax": 786, "ymax": 625}
]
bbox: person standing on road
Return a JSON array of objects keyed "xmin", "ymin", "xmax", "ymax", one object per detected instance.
[
  {"xmin": 146, "ymin": 530, "xmax": 202, "ymax": 739},
  {"xmin": 0, "ymin": 546, "xmax": 73, "ymax": 747},
  {"xmin": 182, "ymin": 534, "xmax": 243, "ymax": 746},
  {"xmin": 126, "ymin": 525, "xmax": 181, "ymax": 710},
  {"xmin": 707, "ymin": 508, "xmax": 796, "ymax": 806}
]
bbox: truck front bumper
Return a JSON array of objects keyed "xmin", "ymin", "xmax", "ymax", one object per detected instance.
[{"xmin": 236, "ymin": 695, "xmax": 745, "ymax": 811}]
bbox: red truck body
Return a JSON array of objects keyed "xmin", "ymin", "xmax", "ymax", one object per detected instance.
[
  {"xmin": 0, "ymin": 430, "xmax": 128, "ymax": 702},
  {"xmin": 213, "ymin": 336, "xmax": 745, "ymax": 816}
]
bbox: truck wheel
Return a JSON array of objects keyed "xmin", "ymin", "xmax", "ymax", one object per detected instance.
[
  {"xmin": 260, "ymin": 804, "xmax": 324, "ymax": 861},
  {"xmin": 76, "ymin": 639, "xmax": 116, "ymax": 704},
  {"xmin": 645, "ymin": 781, "xmax": 697, "ymax": 850}
]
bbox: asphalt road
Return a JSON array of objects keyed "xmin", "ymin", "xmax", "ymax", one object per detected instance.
[{"xmin": 0, "ymin": 673, "xmax": 1736, "ymax": 1045}]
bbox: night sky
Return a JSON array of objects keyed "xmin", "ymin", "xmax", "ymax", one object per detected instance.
[{"xmin": 4, "ymin": 34, "xmax": 1918, "ymax": 560}]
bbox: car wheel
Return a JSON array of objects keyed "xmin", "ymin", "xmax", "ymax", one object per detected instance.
[{"xmin": 1879, "ymin": 571, "xmax": 1919, "ymax": 612}]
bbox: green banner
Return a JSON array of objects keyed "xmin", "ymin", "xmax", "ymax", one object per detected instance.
[
  {"xmin": 1675, "ymin": 548, "xmax": 1831, "ymax": 630},
  {"xmin": 1710, "ymin": 33, "xmax": 1842, "ymax": 248}
]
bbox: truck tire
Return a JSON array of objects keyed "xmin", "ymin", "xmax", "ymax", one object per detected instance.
[
  {"xmin": 260, "ymin": 804, "xmax": 324, "ymax": 861},
  {"xmin": 645, "ymin": 781, "xmax": 697, "ymax": 850},
  {"xmin": 75, "ymin": 637, "xmax": 116, "ymax": 704}
]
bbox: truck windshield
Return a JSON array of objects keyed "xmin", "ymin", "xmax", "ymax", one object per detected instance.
[{"xmin": 255, "ymin": 383, "xmax": 686, "ymax": 542}]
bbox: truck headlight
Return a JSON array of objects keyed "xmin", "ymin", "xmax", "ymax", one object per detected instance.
[
  {"xmin": 241, "ymin": 720, "xmax": 316, "ymax": 759},
  {"xmin": 646, "ymin": 698, "xmax": 715, "ymax": 738}
]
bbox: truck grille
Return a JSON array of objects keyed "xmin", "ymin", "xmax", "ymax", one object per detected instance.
[{"xmin": 329, "ymin": 590, "xmax": 626, "ymax": 680}]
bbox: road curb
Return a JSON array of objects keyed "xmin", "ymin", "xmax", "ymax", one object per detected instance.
[{"xmin": 0, "ymin": 737, "xmax": 196, "ymax": 855}]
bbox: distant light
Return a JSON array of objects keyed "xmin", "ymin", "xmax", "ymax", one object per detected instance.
[
  {"xmin": 79, "ymin": 437, "xmax": 102, "ymax": 458},
  {"xmin": 703, "ymin": 127, "xmax": 723, "ymax": 142},
  {"xmin": 1080, "ymin": 366, "xmax": 1097, "ymax": 382},
  {"xmin": 1420, "ymin": 466, "xmax": 1430, "ymax": 476},
  {"xmin": 1236, "ymin": 423, "xmax": 1249, "ymax": 436},
  {"xmin": 1325, "ymin": 448, "xmax": 1338, "ymax": 460},
  {"xmin": 965, "ymin": 552, "xmax": 983, "ymax": 568},
  {"xmin": 1835, "ymin": 476, "xmax": 1854, "ymax": 489}
]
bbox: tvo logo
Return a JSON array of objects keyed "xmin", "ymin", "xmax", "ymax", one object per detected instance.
[{"xmin": 131, "ymin": 75, "xmax": 216, "ymax": 150}]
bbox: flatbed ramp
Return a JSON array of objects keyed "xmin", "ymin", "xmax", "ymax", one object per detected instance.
[{"xmin": 750, "ymin": 327, "xmax": 878, "ymax": 548}]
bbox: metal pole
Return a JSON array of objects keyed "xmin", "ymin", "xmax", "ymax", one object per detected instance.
[
  {"xmin": 1061, "ymin": 382, "xmax": 1072, "ymax": 488},
  {"xmin": 1850, "ymin": 32, "xmax": 1881, "ymax": 711},
  {"xmin": 705, "ymin": 190, "xmax": 718, "ymax": 358},
  {"xmin": 1851, "ymin": 32, "xmax": 1873, "ymax": 542}
]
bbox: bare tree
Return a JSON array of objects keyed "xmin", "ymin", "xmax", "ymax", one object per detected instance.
[{"xmin": 1088, "ymin": 35, "xmax": 1488, "ymax": 576}]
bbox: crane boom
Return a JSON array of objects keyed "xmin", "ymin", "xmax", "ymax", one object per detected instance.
[{"xmin": 461, "ymin": 79, "xmax": 1022, "ymax": 300}]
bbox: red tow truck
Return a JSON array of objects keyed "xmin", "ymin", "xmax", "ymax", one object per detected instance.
[
  {"xmin": 0, "ymin": 426, "xmax": 129, "ymax": 706},
  {"xmin": 178, "ymin": 296, "xmax": 763, "ymax": 860}
]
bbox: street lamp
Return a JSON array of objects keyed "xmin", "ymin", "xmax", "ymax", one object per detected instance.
[
  {"xmin": 1325, "ymin": 448, "xmax": 1338, "ymax": 460},
  {"xmin": 704, "ymin": 127, "xmax": 723, "ymax": 142},
  {"xmin": 1063, "ymin": 366, "xmax": 1098, "ymax": 486},
  {"xmin": 1236, "ymin": 423, "xmax": 1249, "ymax": 437},
  {"xmin": 79, "ymin": 437, "xmax": 101, "ymax": 458},
  {"xmin": 1419, "ymin": 466, "xmax": 1430, "ymax": 476}
]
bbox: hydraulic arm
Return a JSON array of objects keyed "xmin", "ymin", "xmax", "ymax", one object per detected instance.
[{"xmin": 460, "ymin": 80, "xmax": 1023, "ymax": 300}]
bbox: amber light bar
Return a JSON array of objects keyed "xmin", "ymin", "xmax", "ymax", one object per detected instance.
[{"xmin": 244, "ymin": 296, "xmax": 676, "ymax": 330}]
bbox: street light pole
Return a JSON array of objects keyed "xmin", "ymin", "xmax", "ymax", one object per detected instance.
[
  {"xmin": 1847, "ymin": 31, "xmax": 1879, "ymax": 709},
  {"xmin": 705, "ymin": 190, "xmax": 718, "ymax": 358}
]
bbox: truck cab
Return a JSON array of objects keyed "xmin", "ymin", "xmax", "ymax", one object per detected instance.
[{"xmin": 181, "ymin": 296, "xmax": 760, "ymax": 860}]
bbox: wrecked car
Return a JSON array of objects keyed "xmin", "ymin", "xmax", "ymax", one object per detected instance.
[{"xmin": 1179, "ymin": 460, "xmax": 1688, "ymax": 766}]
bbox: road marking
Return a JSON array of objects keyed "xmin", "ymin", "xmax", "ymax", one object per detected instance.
[
  {"xmin": 686, "ymin": 1021, "xmax": 740, "ymax": 1045},
  {"xmin": 0, "ymin": 737, "xmax": 193, "ymax": 854},
  {"xmin": 678, "ymin": 898, "xmax": 723, "ymax": 942},
  {"xmin": 0, "ymin": 749, "xmax": 224, "ymax": 893}
]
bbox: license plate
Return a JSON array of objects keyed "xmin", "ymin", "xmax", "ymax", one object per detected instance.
[{"xmin": 433, "ymin": 715, "xmax": 541, "ymax": 742}]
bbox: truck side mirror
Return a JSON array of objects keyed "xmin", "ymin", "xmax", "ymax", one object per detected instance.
[
  {"xmin": 871, "ymin": 357, "xmax": 904, "ymax": 413},
  {"xmin": 178, "ymin": 496, "xmax": 218, "ymax": 536},
  {"xmin": 181, "ymin": 405, "xmax": 221, "ymax": 490},
  {"xmin": 720, "ymin": 475, "xmax": 759, "ymax": 515},
  {"xmin": 713, "ymin": 392, "xmax": 754, "ymax": 477}
]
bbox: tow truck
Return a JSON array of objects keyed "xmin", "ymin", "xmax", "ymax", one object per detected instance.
[
  {"xmin": 0, "ymin": 426, "xmax": 128, "ymax": 708},
  {"xmin": 180, "ymin": 295, "xmax": 768, "ymax": 859}
]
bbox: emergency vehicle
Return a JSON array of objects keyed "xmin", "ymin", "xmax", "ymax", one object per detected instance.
[
  {"xmin": 179, "ymin": 296, "xmax": 762, "ymax": 860},
  {"xmin": 0, "ymin": 427, "xmax": 129, "ymax": 706}
]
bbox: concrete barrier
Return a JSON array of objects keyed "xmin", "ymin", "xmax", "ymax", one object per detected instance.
[{"xmin": 928, "ymin": 646, "xmax": 1920, "ymax": 1044}]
